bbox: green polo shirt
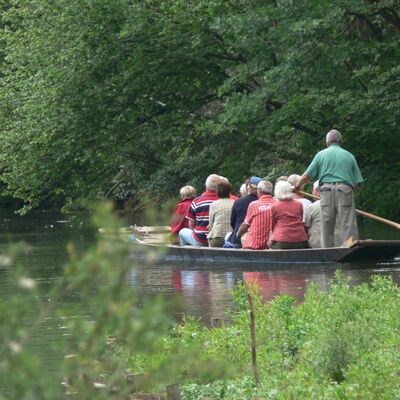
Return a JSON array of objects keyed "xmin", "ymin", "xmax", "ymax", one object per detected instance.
[{"xmin": 305, "ymin": 144, "xmax": 363, "ymax": 187}]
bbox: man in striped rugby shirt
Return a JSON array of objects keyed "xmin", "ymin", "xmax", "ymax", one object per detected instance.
[{"xmin": 179, "ymin": 174, "xmax": 220, "ymax": 246}]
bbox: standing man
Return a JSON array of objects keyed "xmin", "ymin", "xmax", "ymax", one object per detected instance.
[
  {"xmin": 295, "ymin": 129, "xmax": 363, "ymax": 248},
  {"xmin": 237, "ymin": 180, "xmax": 276, "ymax": 250},
  {"xmin": 179, "ymin": 174, "xmax": 220, "ymax": 246}
]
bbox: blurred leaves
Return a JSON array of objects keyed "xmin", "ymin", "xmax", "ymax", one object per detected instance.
[
  {"xmin": 0, "ymin": 204, "xmax": 233, "ymax": 399},
  {"xmin": 1, "ymin": 204, "xmax": 400, "ymax": 398}
]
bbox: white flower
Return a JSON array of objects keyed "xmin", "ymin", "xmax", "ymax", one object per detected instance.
[
  {"xmin": 19, "ymin": 277, "xmax": 36, "ymax": 290},
  {"xmin": 9, "ymin": 341, "xmax": 22, "ymax": 353}
]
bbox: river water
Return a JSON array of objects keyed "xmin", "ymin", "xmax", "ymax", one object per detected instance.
[{"xmin": 0, "ymin": 209, "xmax": 399, "ymax": 371}]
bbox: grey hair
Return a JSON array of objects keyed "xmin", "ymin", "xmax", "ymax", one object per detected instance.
[
  {"xmin": 239, "ymin": 183, "xmax": 247, "ymax": 196},
  {"xmin": 326, "ymin": 129, "xmax": 343, "ymax": 146},
  {"xmin": 205, "ymin": 174, "xmax": 221, "ymax": 191},
  {"xmin": 287, "ymin": 174, "xmax": 300, "ymax": 187},
  {"xmin": 274, "ymin": 181, "xmax": 294, "ymax": 200},
  {"xmin": 257, "ymin": 180, "xmax": 273, "ymax": 195},
  {"xmin": 276, "ymin": 175, "xmax": 288, "ymax": 183},
  {"xmin": 180, "ymin": 185, "xmax": 196, "ymax": 199}
]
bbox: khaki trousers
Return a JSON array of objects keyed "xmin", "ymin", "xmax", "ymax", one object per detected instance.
[
  {"xmin": 320, "ymin": 183, "xmax": 359, "ymax": 248},
  {"xmin": 208, "ymin": 237, "xmax": 225, "ymax": 247}
]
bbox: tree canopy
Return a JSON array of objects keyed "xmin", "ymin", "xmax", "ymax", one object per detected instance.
[{"xmin": 0, "ymin": 0, "xmax": 399, "ymax": 217}]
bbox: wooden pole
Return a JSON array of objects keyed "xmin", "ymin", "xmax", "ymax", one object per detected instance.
[
  {"xmin": 295, "ymin": 190, "xmax": 400, "ymax": 230},
  {"xmin": 246, "ymin": 289, "xmax": 260, "ymax": 387},
  {"xmin": 166, "ymin": 384, "xmax": 182, "ymax": 400}
]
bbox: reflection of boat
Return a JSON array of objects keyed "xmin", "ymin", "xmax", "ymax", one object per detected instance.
[
  {"xmin": 122, "ymin": 226, "xmax": 400, "ymax": 265},
  {"xmin": 243, "ymin": 272, "xmax": 307, "ymax": 301}
]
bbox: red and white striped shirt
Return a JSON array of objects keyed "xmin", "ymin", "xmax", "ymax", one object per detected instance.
[
  {"xmin": 243, "ymin": 195, "xmax": 276, "ymax": 250},
  {"xmin": 186, "ymin": 191, "xmax": 218, "ymax": 243}
]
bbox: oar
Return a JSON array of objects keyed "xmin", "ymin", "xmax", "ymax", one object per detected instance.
[{"xmin": 295, "ymin": 190, "xmax": 400, "ymax": 230}]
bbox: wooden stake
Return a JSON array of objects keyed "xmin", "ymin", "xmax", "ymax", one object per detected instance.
[
  {"xmin": 246, "ymin": 289, "xmax": 260, "ymax": 387},
  {"xmin": 166, "ymin": 384, "xmax": 181, "ymax": 400}
]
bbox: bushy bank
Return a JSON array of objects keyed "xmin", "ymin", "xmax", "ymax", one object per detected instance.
[
  {"xmin": 126, "ymin": 274, "xmax": 400, "ymax": 399},
  {"xmin": 1, "ymin": 205, "xmax": 399, "ymax": 399}
]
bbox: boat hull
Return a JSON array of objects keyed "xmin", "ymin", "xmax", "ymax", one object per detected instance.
[{"xmin": 131, "ymin": 240, "xmax": 400, "ymax": 265}]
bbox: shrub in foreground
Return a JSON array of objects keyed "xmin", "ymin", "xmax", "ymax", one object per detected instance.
[
  {"xmin": 127, "ymin": 274, "xmax": 400, "ymax": 399},
  {"xmin": 1, "ymin": 204, "xmax": 399, "ymax": 399}
]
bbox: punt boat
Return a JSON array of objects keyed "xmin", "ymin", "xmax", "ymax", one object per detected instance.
[{"xmin": 121, "ymin": 226, "xmax": 400, "ymax": 265}]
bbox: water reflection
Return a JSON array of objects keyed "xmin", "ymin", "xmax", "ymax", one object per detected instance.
[
  {"xmin": 243, "ymin": 271, "xmax": 309, "ymax": 302},
  {"xmin": 0, "ymin": 208, "xmax": 398, "ymax": 372},
  {"xmin": 130, "ymin": 255, "xmax": 400, "ymax": 323}
]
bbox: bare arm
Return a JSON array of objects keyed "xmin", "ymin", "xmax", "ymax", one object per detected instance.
[
  {"xmin": 189, "ymin": 220, "xmax": 195, "ymax": 230},
  {"xmin": 295, "ymin": 173, "xmax": 311, "ymax": 190},
  {"xmin": 237, "ymin": 223, "xmax": 250, "ymax": 239}
]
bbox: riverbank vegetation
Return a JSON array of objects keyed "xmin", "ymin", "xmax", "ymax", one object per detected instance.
[
  {"xmin": 0, "ymin": 0, "xmax": 399, "ymax": 217},
  {"xmin": 1, "ymin": 206, "xmax": 400, "ymax": 398},
  {"xmin": 125, "ymin": 274, "xmax": 400, "ymax": 399}
]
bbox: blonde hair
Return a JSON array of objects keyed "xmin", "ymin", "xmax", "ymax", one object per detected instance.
[
  {"xmin": 180, "ymin": 185, "xmax": 196, "ymax": 199},
  {"xmin": 274, "ymin": 181, "xmax": 294, "ymax": 200}
]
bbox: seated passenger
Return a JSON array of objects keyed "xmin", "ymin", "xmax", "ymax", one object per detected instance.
[
  {"xmin": 305, "ymin": 181, "xmax": 322, "ymax": 248},
  {"xmin": 276, "ymin": 175, "xmax": 288, "ymax": 183},
  {"xmin": 237, "ymin": 180, "xmax": 276, "ymax": 250},
  {"xmin": 170, "ymin": 185, "xmax": 196, "ymax": 244},
  {"xmin": 287, "ymin": 174, "xmax": 312, "ymax": 220},
  {"xmin": 269, "ymin": 181, "xmax": 308, "ymax": 249},
  {"xmin": 208, "ymin": 181, "xmax": 235, "ymax": 247},
  {"xmin": 179, "ymin": 174, "xmax": 220, "ymax": 246},
  {"xmin": 224, "ymin": 176, "xmax": 260, "ymax": 248},
  {"xmin": 239, "ymin": 183, "xmax": 247, "ymax": 197},
  {"xmin": 219, "ymin": 175, "xmax": 239, "ymax": 200}
]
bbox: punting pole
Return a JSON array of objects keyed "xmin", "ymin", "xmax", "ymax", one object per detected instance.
[{"xmin": 295, "ymin": 190, "xmax": 400, "ymax": 230}]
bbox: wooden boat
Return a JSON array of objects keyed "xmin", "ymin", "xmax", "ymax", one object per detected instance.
[{"xmin": 125, "ymin": 226, "xmax": 400, "ymax": 265}]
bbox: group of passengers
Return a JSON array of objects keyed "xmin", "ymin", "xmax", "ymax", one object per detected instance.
[
  {"xmin": 171, "ymin": 129, "xmax": 363, "ymax": 250},
  {"xmin": 171, "ymin": 173, "xmax": 322, "ymax": 250}
]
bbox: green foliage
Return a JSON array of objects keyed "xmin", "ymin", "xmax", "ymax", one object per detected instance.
[
  {"xmin": 1, "ymin": 204, "xmax": 400, "ymax": 398},
  {"xmin": 127, "ymin": 272, "xmax": 400, "ymax": 399},
  {"xmin": 0, "ymin": 0, "xmax": 399, "ymax": 217},
  {"xmin": 0, "ymin": 204, "xmax": 232, "ymax": 398}
]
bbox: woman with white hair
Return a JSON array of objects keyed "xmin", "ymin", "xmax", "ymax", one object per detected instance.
[
  {"xmin": 170, "ymin": 185, "xmax": 196, "ymax": 244},
  {"xmin": 269, "ymin": 181, "xmax": 308, "ymax": 249}
]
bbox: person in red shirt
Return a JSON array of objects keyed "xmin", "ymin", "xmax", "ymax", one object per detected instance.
[
  {"xmin": 270, "ymin": 181, "xmax": 308, "ymax": 249},
  {"xmin": 237, "ymin": 180, "xmax": 276, "ymax": 250},
  {"xmin": 170, "ymin": 185, "xmax": 196, "ymax": 244}
]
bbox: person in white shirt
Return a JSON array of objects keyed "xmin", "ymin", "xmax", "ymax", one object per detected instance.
[
  {"xmin": 305, "ymin": 181, "xmax": 322, "ymax": 248},
  {"xmin": 287, "ymin": 174, "xmax": 312, "ymax": 221}
]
